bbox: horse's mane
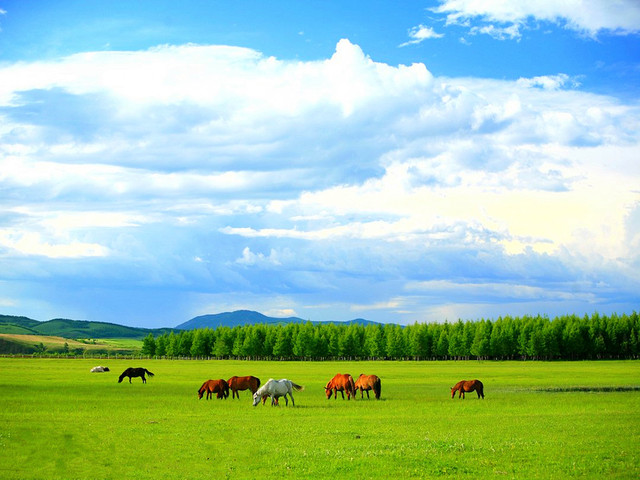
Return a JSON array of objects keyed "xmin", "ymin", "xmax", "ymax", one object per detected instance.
[{"xmin": 255, "ymin": 378, "xmax": 275, "ymax": 396}]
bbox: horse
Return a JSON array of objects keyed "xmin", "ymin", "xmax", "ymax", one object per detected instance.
[
  {"xmin": 198, "ymin": 379, "xmax": 229, "ymax": 400},
  {"xmin": 354, "ymin": 374, "xmax": 381, "ymax": 400},
  {"xmin": 252, "ymin": 378, "xmax": 304, "ymax": 407},
  {"xmin": 227, "ymin": 376, "xmax": 261, "ymax": 399},
  {"xmin": 90, "ymin": 366, "xmax": 110, "ymax": 373},
  {"xmin": 118, "ymin": 367, "xmax": 154, "ymax": 384},
  {"xmin": 325, "ymin": 373, "xmax": 356, "ymax": 400},
  {"xmin": 451, "ymin": 379, "xmax": 484, "ymax": 399}
]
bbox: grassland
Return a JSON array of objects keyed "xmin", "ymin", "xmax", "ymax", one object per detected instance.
[
  {"xmin": 0, "ymin": 334, "xmax": 141, "ymax": 354},
  {"xmin": 0, "ymin": 359, "xmax": 638, "ymax": 479}
]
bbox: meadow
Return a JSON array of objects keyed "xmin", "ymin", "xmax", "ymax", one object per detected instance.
[{"xmin": 0, "ymin": 358, "xmax": 638, "ymax": 479}]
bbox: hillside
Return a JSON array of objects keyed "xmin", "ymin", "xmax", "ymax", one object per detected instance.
[
  {"xmin": 0, "ymin": 315, "xmax": 175, "ymax": 339},
  {"xmin": 0, "ymin": 333, "xmax": 141, "ymax": 355}
]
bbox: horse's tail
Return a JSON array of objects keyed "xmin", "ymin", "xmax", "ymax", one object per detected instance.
[
  {"xmin": 144, "ymin": 369, "xmax": 154, "ymax": 377},
  {"xmin": 347, "ymin": 377, "xmax": 356, "ymax": 398},
  {"xmin": 291, "ymin": 382, "xmax": 304, "ymax": 392},
  {"xmin": 374, "ymin": 378, "xmax": 381, "ymax": 400},
  {"xmin": 255, "ymin": 377, "xmax": 261, "ymax": 389}
]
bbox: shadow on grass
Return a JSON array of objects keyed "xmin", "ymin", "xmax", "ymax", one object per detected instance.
[{"xmin": 535, "ymin": 386, "xmax": 640, "ymax": 393}]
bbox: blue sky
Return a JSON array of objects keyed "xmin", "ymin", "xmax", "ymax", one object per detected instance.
[{"xmin": 0, "ymin": 1, "xmax": 639, "ymax": 328}]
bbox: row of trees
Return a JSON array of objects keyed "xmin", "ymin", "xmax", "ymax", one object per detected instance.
[{"xmin": 141, "ymin": 312, "xmax": 639, "ymax": 361}]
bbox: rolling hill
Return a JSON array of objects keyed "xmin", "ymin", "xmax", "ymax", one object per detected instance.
[
  {"xmin": 0, "ymin": 310, "xmax": 382, "ymax": 342},
  {"xmin": 0, "ymin": 314, "xmax": 175, "ymax": 339}
]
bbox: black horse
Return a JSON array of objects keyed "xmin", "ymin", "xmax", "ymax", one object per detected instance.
[{"xmin": 118, "ymin": 367, "xmax": 155, "ymax": 384}]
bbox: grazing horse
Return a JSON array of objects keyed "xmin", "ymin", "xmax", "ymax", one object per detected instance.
[
  {"xmin": 118, "ymin": 367, "xmax": 154, "ymax": 384},
  {"xmin": 227, "ymin": 376, "xmax": 261, "ymax": 399},
  {"xmin": 198, "ymin": 379, "xmax": 229, "ymax": 400},
  {"xmin": 451, "ymin": 379, "xmax": 484, "ymax": 399},
  {"xmin": 252, "ymin": 378, "xmax": 304, "ymax": 407},
  {"xmin": 354, "ymin": 374, "xmax": 381, "ymax": 400},
  {"xmin": 325, "ymin": 373, "xmax": 356, "ymax": 400},
  {"xmin": 90, "ymin": 366, "xmax": 110, "ymax": 373}
]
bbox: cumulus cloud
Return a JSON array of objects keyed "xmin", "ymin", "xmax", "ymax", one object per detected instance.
[
  {"xmin": 0, "ymin": 39, "xmax": 638, "ymax": 325},
  {"xmin": 434, "ymin": 0, "xmax": 640, "ymax": 38}
]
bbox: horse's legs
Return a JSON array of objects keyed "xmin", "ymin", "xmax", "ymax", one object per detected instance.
[
  {"xmin": 340, "ymin": 390, "xmax": 345, "ymax": 400},
  {"xmin": 129, "ymin": 376, "xmax": 132, "ymax": 384},
  {"xmin": 142, "ymin": 374, "xmax": 146, "ymax": 384},
  {"xmin": 366, "ymin": 390, "xmax": 370, "ymax": 399}
]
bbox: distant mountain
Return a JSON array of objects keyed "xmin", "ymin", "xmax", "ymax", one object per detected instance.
[
  {"xmin": 176, "ymin": 310, "xmax": 305, "ymax": 330},
  {"xmin": 0, "ymin": 311, "xmax": 383, "ymax": 340},
  {"xmin": 175, "ymin": 310, "xmax": 382, "ymax": 330},
  {"xmin": 0, "ymin": 314, "xmax": 175, "ymax": 339}
]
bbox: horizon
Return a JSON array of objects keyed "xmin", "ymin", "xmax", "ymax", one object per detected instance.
[
  {"xmin": 1, "ymin": 1, "xmax": 639, "ymax": 329},
  {"xmin": 3, "ymin": 307, "xmax": 638, "ymax": 332}
]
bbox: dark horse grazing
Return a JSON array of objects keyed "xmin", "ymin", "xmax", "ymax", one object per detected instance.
[
  {"xmin": 325, "ymin": 373, "xmax": 356, "ymax": 400},
  {"xmin": 118, "ymin": 367, "xmax": 154, "ymax": 384},
  {"xmin": 227, "ymin": 375, "xmax": 261, "ymax": 399},
  {"xmin": 198, "ymin": 379, "xmax": 229, "ymax": 400},
  {"xmin": 354, "ymin": 374, "xmax": 381, "ymax": 400},
  {"xmin": 451, "ymin": 379, "xmax": 484, "ymax": 399}
]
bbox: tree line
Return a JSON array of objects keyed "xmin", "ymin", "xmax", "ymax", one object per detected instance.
[{"xmin": 141, "ymin": 311, "xmax": 639, "ymax": 361}]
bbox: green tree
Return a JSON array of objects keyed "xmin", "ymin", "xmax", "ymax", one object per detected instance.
[
  {"xmin": 435, "ymin": 325, "xmax": 449, "ymax": 359},
  {"xmin": 471, "ymin": 320, "xmax": 492, "ymax": 359},
  {"xmin": 293, "ymin": 322, "xmax": 315, "ymax": 358},
  {"xmin": 364, "ymin": 325, "xmax": 383, "ymax": 358},
  {"xmin": 141, "ymin": 333, "xmax": 156, "ymax": 356},
  {"xmin": 272, "ymin": 326, "xmax": 292, "ymax": 358},
  {"xmin": 213, "ymin": 328, "xmax": 232, "ymax": 358},
  {"xmin": 385, "ymin": 325, "xmax": 405, "ymax": 359},
  {"xmin": 190, "ymin": 330, "xmax": 208, "ymax": 357},
  {"xmin": 155, "ymin": 334, "xmax": 167, "ymax": 357}
]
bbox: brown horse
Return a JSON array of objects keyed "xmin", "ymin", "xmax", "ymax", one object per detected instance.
[
  {"xmin": 325, "ymin": 373, "xmax": 356, "ymax": 400},
  {"xmin": 451, "ymin": 379, "xmax": 484, "ymax": 399},
  {"xmin": 227, "ymin": 376, "xmax": 261, "ymax": 399},
  {"xmin": 354, "ymin": 374, "xmax": 381, "ymax": 400},
  {"xmin": 198, "ymin": 379, "xmax": 229, "ymax": 400}
]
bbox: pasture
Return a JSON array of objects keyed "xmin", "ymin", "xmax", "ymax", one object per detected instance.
[{"xmin": 0, "ymin": 358, "xmax": 638, "ymax": 479}]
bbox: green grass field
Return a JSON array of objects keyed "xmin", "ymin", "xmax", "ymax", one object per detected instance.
[{"xmin": 0, "ymin": 358, "xmax": 638, "ymax": 479}]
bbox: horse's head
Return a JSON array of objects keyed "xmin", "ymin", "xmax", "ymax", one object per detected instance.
[
  {"xmin": 252, "ymin": 392, "xmax": 261, "ymax": 407},
  {"xmin": 450, "ymin": 387, "xmax": 456, "ymax": 399},
  {"xmin": 325, "ymin": 384, "xmax": 333, "ymax": 399}
]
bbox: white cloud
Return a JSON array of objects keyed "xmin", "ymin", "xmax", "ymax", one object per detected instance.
[
  {"xmin": 235, "ymin": 247, "xmax": 282, "ymax": 267},
  {"xmin": 0, "ymin": 39, "xmax": 638, "ymax": 325},
  {"xmin": 470, "ymin": 23, "xmax": 521, "ymax": 40},
  {"xmin": 434, "ymin": 0, "xmax": 640, "ymax": 38},
  {"xmin": 0, "ymin": 230, "xmax": 109, "ymax": 258},
  {"xmin": 400, "ymin": 25, "xmax": 444, "ymax": 46},
  {"xmin": 518, "ymin": 74, "xmax": 566, "ymax": 90}
]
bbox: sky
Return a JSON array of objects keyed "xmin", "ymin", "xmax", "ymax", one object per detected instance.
[{"xmin": 0, "ymin": 1, "xmax": 639, "ymax": 328}]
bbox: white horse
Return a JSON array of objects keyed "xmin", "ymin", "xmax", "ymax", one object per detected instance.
[
  {"xmin": 90, "ymin": 366, "xmax": 110, "ymax": 373},
  {"xmin": 252, "ymin": 378, "xmax": 304, "ymax": 407}
]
